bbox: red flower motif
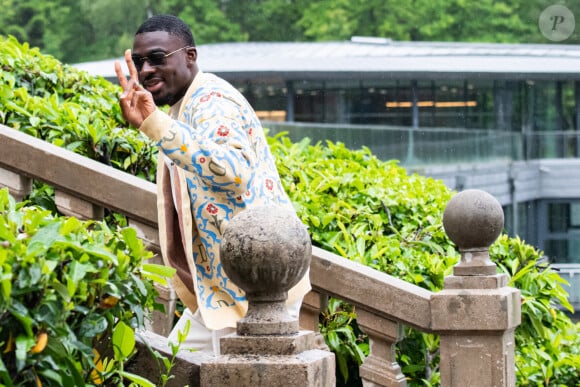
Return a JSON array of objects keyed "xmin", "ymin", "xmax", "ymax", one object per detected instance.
[
  {"xmin": 200, "ymin": 95, "xmax": 210, "ymax": 103},
  {"xmin": 206, "ymin": 265, "xmax": 210, "ymax": 272},
  {"xmin": 236, "ymin": 195, "xmax": 242, "ymax": 201},
  {"xmin": 206, "ymin": 203, "xmax": 218, "ymax": 214},
  {"xmin": 248, "ymin": 127, "xmax": 253, "ymax": 136},
  {"xmin": 199, "ymin": 157, "xmax": 206, "ymax": 163},
  {"xmin": 217, "ymin": 125, "xmax": 229, "ymax": 137},
  {"xmin": 265, "ymin": 179, "xmax": 274, "ymax": 191}
]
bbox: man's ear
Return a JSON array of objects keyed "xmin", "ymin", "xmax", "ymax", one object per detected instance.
[{"xmin": 187, "ymin": 47, "xmax": 197, "ymax": 63}]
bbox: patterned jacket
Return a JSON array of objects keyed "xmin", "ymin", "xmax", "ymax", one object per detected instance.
[{"xmin": 140, "ymin": 71, "xmax": 311, "ymax": 330}]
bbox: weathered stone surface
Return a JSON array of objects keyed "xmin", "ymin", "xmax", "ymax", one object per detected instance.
[
  {"xmin": 220, "ymin": 204, "xmax": 311, "ymax": 296},
  {"xmin": 439, "ymin": 330, "xmax": 516, "ymax": 387},
  {"xmin": 444, "ymin": 273, "xmax": 508, "ymax": 289},
  {"xmin": 443, "ymin": 189, "xmax": 504, "ymax": 276},
  {"xmin": 431, "ymin": 285, "xmax": 521, "ymax": 331},
  {"xmin": 443, "ymin": 189, "xmax": 504, "ymax": 250},
  {"xmin": 436, "ymin": 189, "xmax": 520, "ymax": 387},
  {"xmin": 220, "ymin": 204, "xmax": 311, "ymax": 335},
  {"xmin": 203, "ymin": 205, "xmax": 335, "ymax": 386},
  {"xmin": 220, "ymin": 331, "xmax": 315, "ymax": 355},
  {"xmin": 55, "ymin": 189, "xmax": 104, "ymax": 220},
  {"xmin": 0, "ymin": 167, "xmax": 31, "ymax": 201},
  {"xmin": 200, "ymin": 350, "xmax": 336, "ymax": 387}
]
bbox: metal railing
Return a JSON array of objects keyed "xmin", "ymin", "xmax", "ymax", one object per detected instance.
[{"xmin": 265, "ymin": 121, "xmax": 580, "ymax": 166}]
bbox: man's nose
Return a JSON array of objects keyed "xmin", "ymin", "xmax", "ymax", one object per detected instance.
[{"xmin": 141, "ymin": 60, "xmax": 156, "ymax": 73}]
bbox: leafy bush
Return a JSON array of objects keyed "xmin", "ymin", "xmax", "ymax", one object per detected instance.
[
  {"xmin": 0, "ymin": 188, "xmax": 175, "ymax": 386},
  {"xmin": 0, "ymin": 35, "xmax": 157, "ymax": 182},
  {"xmin": 267, "ymin": 133, "xmax": 580, "ymax": 386}
]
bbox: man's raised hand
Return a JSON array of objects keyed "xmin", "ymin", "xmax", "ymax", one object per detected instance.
[{"xmin": 114, "ymin": 49, "xmax": 156, "ymax": 128}]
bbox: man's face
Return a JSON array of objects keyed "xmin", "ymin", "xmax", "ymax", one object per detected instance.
[{"xmin": 132, "ymin": 31, "xmax": 196, "ymax": 106}]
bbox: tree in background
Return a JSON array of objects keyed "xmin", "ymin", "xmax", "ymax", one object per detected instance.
[
  {"xmin": 44, "ymin": 0, "xmax": 150, "ymax": 63},
  {"xmin": 1, "ymin": 0, "xmax": 578, "ymax": 66},
  {"xmin": 162, "ymin": 0, "xmax": 247, "ymax": 44},
  {"xmin": 297, "ymin": 0, "xmax": 570, "ymax": 43},
  {"xmin": 0, "ymin": 0, "xmax": 244, "ymax": 63},
  {"xmin": 221, "ymin": 0, "xmax": 309, "ymax": 41},
  {"xmin": 0, "ymin": 0, "xmax": 58, "ymax": 49}
]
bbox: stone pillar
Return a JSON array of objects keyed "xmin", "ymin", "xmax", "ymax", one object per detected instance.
[
  {"xmin": 432, "ymin": 189, "xmax": 521, "ymax": 387},
  {"xmin": 200, "ymin": 205, "xmax": 335, "ymax": 387}
]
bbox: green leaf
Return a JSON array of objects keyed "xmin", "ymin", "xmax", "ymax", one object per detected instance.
[
  {"xmin": 69, "ymin": 260, "xmax": 94, "ymax": 283},
  {"xmin": 60, "ymin": 217, "xmax": 82, "ymax": 236},
  {"xmin": 142, "ymin": 263, "xmax": 176, "ymax": 278},
  {"xmin": 112, "ymin": 321, "xmax": 135, "ymax": 360},
  {"xmin": 80, "ymin": 313, "xmax": 109, "ymax": 338},
  {"xmin": 118, "ymin": 371, "xmax": 156, "ymax": 387},
  {"xmin": 27, "ymin": 222, "xmax": 62, "ymax": 256}
]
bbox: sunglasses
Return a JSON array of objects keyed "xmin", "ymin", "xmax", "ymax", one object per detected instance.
[{"xmin": 131, "ymin": 46, "xmax": 190, "ymax": 71}]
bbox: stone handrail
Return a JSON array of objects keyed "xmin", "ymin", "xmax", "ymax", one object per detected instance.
[{"xmin": 0, "ymin": 124, "xmax": 520, "ymax": 386}]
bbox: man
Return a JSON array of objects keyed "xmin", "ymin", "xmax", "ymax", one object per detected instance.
[{"xmin": 114, "ymin": 14, "xmax": 310, "ymax": 354}]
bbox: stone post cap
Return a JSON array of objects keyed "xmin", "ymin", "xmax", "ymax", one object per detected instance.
[
  {"xmin": 220, "ymin": 204, "xmax": 311, "ymax": 335},
  {"xmin": 443, "ymin": 189, "xmax": 504, "ymax": 276}
]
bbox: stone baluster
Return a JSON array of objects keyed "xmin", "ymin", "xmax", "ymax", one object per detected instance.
[
  {"xmin": 357, "ymin": 309, "xmax": 406, "ymax": 387},
  {"xmin": 300, "ymin": 290, "xmax": 330, "ymax": 350},
  {"xmin": 129, "ymin": 219, "xmax": 177, "ymax": 337},
  {"xmin": 432, "ymin": 189, "xmax": 521, "ymax": 387},
  {"xmin": 201, "ymin": 204, "xmax": 336, "ymax": 387},
  {"xmin": 55, "ymin": 189, "xmax": 104, "ymax": 220},
  {"xmin": 0, "ymin": 167, "xmax": 32, "ymax": 202}
]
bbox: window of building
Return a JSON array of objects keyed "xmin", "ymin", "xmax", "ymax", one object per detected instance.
[{"xmin": 543, "ymin": 201, "xmax": 580, "ymax": 263}]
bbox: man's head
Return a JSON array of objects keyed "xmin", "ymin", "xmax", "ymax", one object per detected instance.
[{"xmin": 132, "ymin": 15, "xmax": 198, "ymax": 106}]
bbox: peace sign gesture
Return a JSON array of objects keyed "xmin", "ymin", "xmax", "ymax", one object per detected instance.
[{"xmin": 114, "ymin": 49, "xmax": 157, "ymax": 129}]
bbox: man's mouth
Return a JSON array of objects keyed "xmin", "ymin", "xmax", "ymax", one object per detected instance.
[{"xmin": 144, "ymin": 78, "xmax": 164, "ymax": 93}]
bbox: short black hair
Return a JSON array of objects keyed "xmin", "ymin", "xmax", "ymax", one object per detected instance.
[{"xmin": 136, "ymin": 14, "xmax": 195, "ymax": 47}]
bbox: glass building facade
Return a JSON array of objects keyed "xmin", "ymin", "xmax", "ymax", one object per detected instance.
[{"xmin": 237, "ymin": 78, "xmax": 579, "ymax": 140}]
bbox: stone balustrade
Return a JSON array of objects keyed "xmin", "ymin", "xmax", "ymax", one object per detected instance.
[{"xmin": 0, "ymin": 124, "xmax": 521, "ymax": 386}]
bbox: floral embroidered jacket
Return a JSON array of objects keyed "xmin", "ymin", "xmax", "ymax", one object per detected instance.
[{"xmin": 139, "ymin": 71, "xmax": 311, "ymax": 330}]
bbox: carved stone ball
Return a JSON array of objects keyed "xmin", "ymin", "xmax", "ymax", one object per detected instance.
[
  {"xmin": 443, "ymin": 189, "xmax": 504, "ymax": 250},
  {"xmin": 220, "ymin": 205, "xmax": 311, "ymax": 299}
]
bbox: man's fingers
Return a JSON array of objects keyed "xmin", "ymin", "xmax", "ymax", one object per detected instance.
[
  {"xmin": 125, "ymin": 49, "xmax": 139, "ymax": 82},
  {"xmin": 114, "ymin": 60, "xmax": 128, "ymax": 89},
  {"xmin": 130, "ymin": 90, "xmax": 150, "ymax": 109},
  {"xmin": 120, "ymin": 79, "xmax": 138, "ymax": 99}
]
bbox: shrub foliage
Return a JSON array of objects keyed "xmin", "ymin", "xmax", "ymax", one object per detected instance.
[
  {"xmin": 0, "ymin": 35, "xmax": 157, "ymax": 182},
  {"xmin": 0, "ymin": 188, "xmax": 172, "ymax": 386}
]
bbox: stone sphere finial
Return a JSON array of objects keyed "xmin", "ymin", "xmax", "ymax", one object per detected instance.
[
  {"xmin": 220, "ymin": 204, "xmax": 311, "ymax": 335},
  {"xmin": 443, "ymin": 189, "xmax": 504, "ymax": 276}
]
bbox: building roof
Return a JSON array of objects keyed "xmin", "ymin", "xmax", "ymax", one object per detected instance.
[{"xmin": 73, "ymin": 38, "xmax": 580, "ymax": 82}]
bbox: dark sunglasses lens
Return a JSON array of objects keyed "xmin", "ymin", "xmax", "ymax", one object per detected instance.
[
  {"xmin": 131, "ymin": 52, "xmax": 166, "ymax": 71},
  {"xmin": 131, "ymin": 56, "xmax": 144, "ymax": 71},
  {"xmin": 148, "ymin": 52, "xmax": 166, "ymax": 66}
]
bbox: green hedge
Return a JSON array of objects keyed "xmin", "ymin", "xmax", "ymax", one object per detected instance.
[
  {"xmin": 268, "ymin": 135, "xmax": 580, "ymax": 386},
  {"xmin": 0, "ymin": 188, "xmax": 175, "ymax": 386},
  {"xmin": 2, "ymin": 35, "xmax": 580, "ymax": 386}
]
